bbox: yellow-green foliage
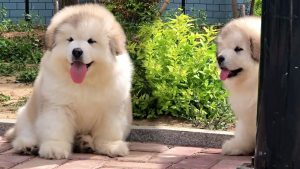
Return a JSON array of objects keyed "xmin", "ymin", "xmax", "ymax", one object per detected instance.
[
  {"xmin": 129, "ymin": 14, "xmax": 234, "ymax": 129},
  {"xmin": 254, "ymin": 0, "xmax": 262, "ymax": 16}
]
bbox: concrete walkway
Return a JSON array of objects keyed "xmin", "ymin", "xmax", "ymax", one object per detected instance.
[{"xmin": 0, "ymin": 137, "xmax": 251, "ymax": 169}]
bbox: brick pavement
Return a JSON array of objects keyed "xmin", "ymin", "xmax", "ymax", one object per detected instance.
[{"xmin": 0, "ymin": 137, "xmax": 251, "ymax": 169}]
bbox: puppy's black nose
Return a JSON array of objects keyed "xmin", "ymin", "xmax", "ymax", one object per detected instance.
[
  {"xmin": 217, "ymin": 56, "xmax": 225, "ymax": 65},
  {"xmin": 72, "ymin": 48, "xmax": 83, "ymax": 60}
]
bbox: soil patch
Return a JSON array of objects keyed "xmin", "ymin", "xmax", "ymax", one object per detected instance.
[{"xmin": 0, "ymin": 76, "xmax": 32, "ymax": 119}]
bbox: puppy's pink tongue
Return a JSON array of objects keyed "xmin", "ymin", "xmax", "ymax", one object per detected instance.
[
  {"xmin": 220, "ymin": 69, "xmax": 230, "ymax": 81},
  {"xmin": 70, "ymin": 62, "xmax": 87, "ymax": 84}
]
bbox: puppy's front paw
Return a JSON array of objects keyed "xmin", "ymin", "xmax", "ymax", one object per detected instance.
[
  {"xmin": 39, "ymin": 141, "xmax": 71, "ymax": 159},
  {"xmin": 12, "ymin": 137, "xmax": 38, "ymax": 155},
  {"xmin": 222, "ymin": 139, "xmax": 253, "ymax": 155},
  {"xmin": 95, "ymin": 140, "xmax": 129, "ymax": 157},
  {"xmin": 73, "ymin": 134, "xmax": 94, "ymax": 153}
]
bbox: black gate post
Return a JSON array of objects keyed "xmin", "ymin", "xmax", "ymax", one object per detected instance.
[
  {"xmin": 24, "ymin": 0, "xmax": 31, "ymax": 21},
  {"xmin": 255, "ymin": 0, "xmax": 300, "ymax": 168},
  {"xmin": 181, "ymin": 0, "xmax": 185, "ymax": 14}
]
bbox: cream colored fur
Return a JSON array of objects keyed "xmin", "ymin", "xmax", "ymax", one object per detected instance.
[
  {"xmin": 217, "ymin": 16, "xmax": 261, "ymax": 155},
  {"xmin": 5, "ymin": 4, "xmax": 133, "ymax": 159}
]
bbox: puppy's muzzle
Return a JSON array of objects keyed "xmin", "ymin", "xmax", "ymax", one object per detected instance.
[{"xmin": 72, "ymin": 48, "xmax": 83, "ymax": 61}]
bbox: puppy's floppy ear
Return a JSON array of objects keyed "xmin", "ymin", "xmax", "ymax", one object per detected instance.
[
  {"xmin": 250, "ymin": 37, "xmax": 260, "ymax": 62},
  {"xmin": 45, "ymin": 25, "xmax": 56, "ymax": 50},
  {"xmin": 108, "ymin": 22, "xmax": 126, "ymax": 56}
]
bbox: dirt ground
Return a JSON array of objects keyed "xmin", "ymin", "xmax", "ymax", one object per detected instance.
[
  {"xmin": 0, "ymin": 76, "xmax": 198, "ymax": 129},
  {"xmin": 0, "ymin": 76, "xmax": 32, "ymax": 119}
]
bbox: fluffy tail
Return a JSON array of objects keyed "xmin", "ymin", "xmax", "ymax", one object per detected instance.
[{"xmin": 4, "ymin": 127, "xmax": 16, "ymax": 142}]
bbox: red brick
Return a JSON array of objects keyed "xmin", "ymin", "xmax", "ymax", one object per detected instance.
[
  {"xmin": 224, "ymin": 155, "xmax": 251, "ymax": 161},
  {"xmin": 70, "ymin": 153, "xmax": 109, "ymax": 161},
  {"xmin": 0, "ymin": 161, "xmax": 16, "ymax": 169},
  {"xmin": 104, "ymin": 161, "xmax": 170, "ymax": 169},
  {"xmin": 149, "ymin": 154, "xmax": 185, "ymax": 164},
  {"xmin": 56, "ymin": 160, "xmax": 104, "ymax": 169},
  {"xmin": 171, "ymin": 156, "xmax": 220, "ymax": 169},
  {"xmin": 0, "ymin": 136, "xmax": 7, "ymax": 142},
  {"xmin": 211, "ymin": 159, "xmax": 251, "ymax": 169},
  {"xmin": 0, "ymin": 142, "xmax": 12, "ymax": 153},
  {"xmin": 116, "ymin": 151, "xmax": 156, "ymax": 162},
  {"xmin": 0, "ymin": 154, "xmax": 32, "ymax": 169},
  {"xmin": 0, "ymin": 154, "xmax": 32, "ymax": 164},
  {"xmin": 129, "ymin": 142, "xmax": 169, "ymax": 153},
  {"xmin": 0, "ymin": 149, "xmax": 14, "ymax": 154},
  {"xmin": 201, "ymin": 148, "xmax": 222, "ymax": 154},
  {"xmin": 162, "ymin": 146, "xmax": 203, "ymax": 156},
  {"xmin": 11, "ymin": 157, "xmax": 67, "ymax": 169}
]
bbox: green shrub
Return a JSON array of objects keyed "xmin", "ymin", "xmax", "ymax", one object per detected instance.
[
  {"xmin": 0, "ymin": 31, "xmax": 42, "ymax": 79},
  {"xmin": 254, "ymin": 0, "xmax": 262, "ymax": 16},
  {"xmin": 16, "ymin": 67, "xmax": 38, "ymax": 83},
  {"xmin": 130, "ymin": 14, "xmax": 234, "ymax": 130},
  {"xmin": 103, "ymin": 0, "xmax": 158, "ymax": 38},
  {"xmin": 0, "ymin": 36, "xmax": 42, "ymax": 64}
]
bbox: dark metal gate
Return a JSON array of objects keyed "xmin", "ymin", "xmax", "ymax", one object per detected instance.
[{"xmin": 255, "ymin": 0, "xmax": 300, "ymax": 168}]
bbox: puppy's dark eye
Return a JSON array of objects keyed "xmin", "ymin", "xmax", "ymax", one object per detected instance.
[
  {"xmin": 87, "ymin": 38, "xmax": 96, "ymax": 44},
  {"xmin": 234, "ymin": 46, "xmax": 243, "ymax": 52},
  {"xmin": 67, "ymin": 37, "xmax": 73, "ymax": 42}
]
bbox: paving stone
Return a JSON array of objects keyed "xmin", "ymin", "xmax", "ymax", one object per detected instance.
[
  {"xmin": 116, "ymin": 151, "xmax": 156, "ymax": 162},
  {"xmin": 211, "ymin": 159, "xmax": 251, "ymax": 169},
  {"xmin": 224, "ymin": 155, "xmax": 252, "ymax": 161},
  {"xmin": 0, "ymin": 161, "xmax": 16, "ymax": 169},
  {"xmin": 69, "ymin": 153, "xmax": 109, "ymax": 161},
  {"xmin": 170, "ymin": 155, "xmax": 220, "ymax": 169},
  {"xmin": 0, "ymin": 139, "xmax": 252, "ymax": 169},
  {"xmin": 148, "ymin": 154, "xmax": 186, "ymax": 164},
  {"xmin": 0, "ymin": 142, "xmax": 12, "ymax": 153},
  {"xmin": 11, "ymin": 157, "xmax": 67, "ymax": 169},
  {"xmin": 0, "ymin": 149, "xmax": 15, "ymax": 154},
  {"xmin": 103, "ymin": 161, "xmax": 170, "ymax": 169},
  {"xmin": 202, "ymin": 148, "xmax": 222, "ymax": 154},
  {"xmin": 129, "ymin": 142, "xmax": 170, "ymax": 153},
  {"xmin": 0, "ymin": 154, "xmax": 32, "ymax": 169},
  {"xmin": 0, "ymin": 154, "xmax": 32, "ymax": 164},
  {"xmin": 0, "ymin": 136, "xmax": 7, "ymax": 142},
  {"xmin": 162, "ymin": 146, "xmax": 203, "ymax": 156},
  {"xmin": 56, "ymin": 160, "xmax": 105, "ymax": 169}
]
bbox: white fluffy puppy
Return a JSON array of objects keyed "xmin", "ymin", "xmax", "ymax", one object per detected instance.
[
  {"xmin": 216, "ymin": 16, "xmax": 261, "ymax": 155},
  {"xmin": 5, "ymin": 4, "xmax": 133, "ymax": 159}
]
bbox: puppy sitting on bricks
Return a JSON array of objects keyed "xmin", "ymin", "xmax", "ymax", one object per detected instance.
[
  {"xmin": 5, "ymin": 4, "xmax": 133, "ymax": 159},
  {"xmin": 216, "ymin": 16, "xmax": 261, "ymax": 155}
]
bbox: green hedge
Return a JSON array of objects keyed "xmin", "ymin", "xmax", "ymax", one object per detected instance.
[
  {"xmin": 129, "ymin": 14, "xmax": 234, "ymax": 129},
  {"xmin": 254, "ymin": 0, "xmax": 262, "ymax": 16}
]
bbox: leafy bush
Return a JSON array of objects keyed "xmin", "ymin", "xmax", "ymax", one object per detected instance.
[
  {"xmin": 130, "ymin": 14, "xmax": 234, "ymax": 129},
  {"xmin": 102, "ymin": 0, "xmax": 158, "ymax": 38},
  {"xmin": 254, "ymin": 0, "xmax": 262, "ymax": 16},
  {"xmin": 0, "ymin": 36, "xmax": 42, "ymax": 64},
  {"xmin": 0, "ymin": 10, "xmax": 43, "ymax": 82},
  {"xmin": 16, "ymin": 67, "xmax": 38, "ymax": 83},
  {"xmin": 0, "ymin": 35, "xmax": 42, "ymax": 81}
]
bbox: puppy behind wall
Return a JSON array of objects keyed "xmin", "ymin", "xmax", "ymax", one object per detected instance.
[
  {"xmin": 216, "ymin": 16, "xmax": 261, "ymax": 155},
  {"xmin": 5, "ymin": 4, "xmax": 133, "ymax": 159}
]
